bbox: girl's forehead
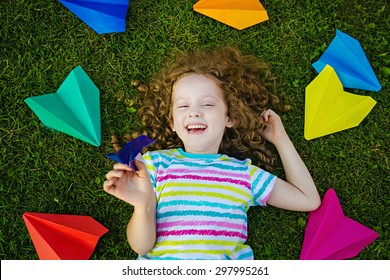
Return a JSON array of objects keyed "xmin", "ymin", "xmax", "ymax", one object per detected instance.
[{"xmin": 172, "ymin": 73, "xmax": 224, "ymax": 99}]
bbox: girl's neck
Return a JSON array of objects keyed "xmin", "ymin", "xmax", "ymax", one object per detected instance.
[{"xmin": 178, "ymin": 148, "xmax": 221, "ymax": 159}]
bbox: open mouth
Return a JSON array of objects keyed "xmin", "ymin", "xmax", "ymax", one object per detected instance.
[{"xmin": 185, "ymin": 124, "xmax": 207, "ymax": 133}]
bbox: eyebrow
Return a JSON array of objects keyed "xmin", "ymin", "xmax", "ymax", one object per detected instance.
[{"xmin": 173, "ymin": 95, "xmax": 219, "ymax": 102}]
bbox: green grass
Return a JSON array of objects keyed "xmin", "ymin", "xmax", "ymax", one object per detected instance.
[{"xmin": 1, "ymin": 0, "xmax": 389, "ymax": 260}]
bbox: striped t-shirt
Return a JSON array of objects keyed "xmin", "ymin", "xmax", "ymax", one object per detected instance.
[{"xmin": 139, "ymin": 148, "xmax": 276, "ymax": 260}]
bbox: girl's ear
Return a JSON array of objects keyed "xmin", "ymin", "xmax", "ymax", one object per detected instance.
[
  {"xmin": 226, "ymin": 117, "xmax": 236, "ymax": 128},
  {"xmin": 170, "ymin": 122, "xmax": 176, "ymax": 132}
]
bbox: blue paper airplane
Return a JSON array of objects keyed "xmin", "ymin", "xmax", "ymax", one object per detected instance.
[
  {"xmin": 312, "ymin": 29, "xmax": 381, "ymax": 92},
  {"xmin": 105, "ymin": 135, "xmax": 156, "ymax": 170},
  {"xmin": 59, "ymin": 0, "xmax": 129, "ymax": 34}
]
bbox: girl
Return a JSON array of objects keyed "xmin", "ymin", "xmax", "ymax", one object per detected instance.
[{"xmin": 103, "ymin": 47, "xmax": 321, "ymax": 260}]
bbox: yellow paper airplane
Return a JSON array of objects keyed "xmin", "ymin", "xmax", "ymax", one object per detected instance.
[
  {"xmin": 193, "ymin": 0, "xmax": 268, "ymax": 30},
  {"xmin": 304, "ymin": 65, "xmax": 376, "ymax": 140}
]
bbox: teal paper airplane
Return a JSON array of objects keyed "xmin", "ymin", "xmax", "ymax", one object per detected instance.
[
  {"xmin": 312, "ymin": 29, "xmax": 381, "ymax": 92},
  {"xmin": 25, "ymin": 66, "xmax": 101, "ymax": 146}
]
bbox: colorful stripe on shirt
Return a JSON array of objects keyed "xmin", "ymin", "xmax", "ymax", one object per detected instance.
[{"xmin": 139, "ymin": 148, "xmax": 276, "ymax": 260}]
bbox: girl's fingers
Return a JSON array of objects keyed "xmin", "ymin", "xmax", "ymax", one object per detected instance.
[
  {"xmin": 261, "ymin": 109, "xmax": 271, "ymax": 121},
  {"xmin": 103, "ymin": 178, "xmax": 116, "ymax": 193},
  {"xmin": 133, "ymin": 159, "xmax": 149, "ymax": 177},
  {"xmin": 113, "ymin": 163, "xmax": 134, "ymax": 171},
  {"xmin": 105, "ymin": 169, "xmax": 124, "ymax": 180},
  {"xmin": 261, "ymin": 109, "xmax": 281, "ymax": 124},
  {"xmin": 103, "ymin": 179, "xmax": 111, "ymax": 189},
  {"xmin": 105, "ymin": 176, "xmax": 119, "ymax": 186}
]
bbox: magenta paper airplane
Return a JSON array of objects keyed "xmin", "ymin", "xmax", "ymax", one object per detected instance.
[{"xmin": 300, "ymin": 188, "xmax": 379, "ymax": 260}]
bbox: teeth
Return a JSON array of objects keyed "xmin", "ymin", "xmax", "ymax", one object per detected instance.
[{"xmin": 187, "ymin": 124, "xmax": 206, "ymax": 130}]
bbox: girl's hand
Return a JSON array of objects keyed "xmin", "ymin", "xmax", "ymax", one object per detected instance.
[
  {"xmin": 103, "ymin": 159, "xmax": 155, "ymax": 209},
  {"xmin": 260, "ymin": 109, "xmax": 289, "ymax": 147}
]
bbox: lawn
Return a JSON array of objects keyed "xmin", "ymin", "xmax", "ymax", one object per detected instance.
[{"xmin": 0, "ymin": 0, "xmax": 389, "ymax": 260}]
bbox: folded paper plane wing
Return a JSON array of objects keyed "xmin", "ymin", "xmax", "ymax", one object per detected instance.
[
  {"xmin": 23, "ymin": 212, "xmax": 109, "ymax": 260},
  {"xmin": 300, "ymin": 189, "xmax": 379, "ymax": 260},
  {"xmin": 193, "ymin": 0, "xmax": 268, "ymax": 30},
  {"xmin": 25, "ymin": 66, "xmax": 101, "ymax": 146},
  {"xmin": 105, "ymin": 135, "xmax": 156, "ymax": 170},
  {"xmin": 312, "ymin": 29, "xmax": 381, "ymax": 91},
  {"xmin": 304, "ymin": 65, "xmax": 376, "ymax": 140},
  {"xmin": 59, "ymin": 0, "xmax": 129, "ymax": 34}
]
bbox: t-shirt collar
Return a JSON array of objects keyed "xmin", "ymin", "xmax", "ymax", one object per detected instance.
[{"xmin": 178, "ymin": 148, "xmax": 222, "ymax": 159}]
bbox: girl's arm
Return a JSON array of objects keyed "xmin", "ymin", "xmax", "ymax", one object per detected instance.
[
  {"xmin": 103, "ymin": 160, "xmax": 156, "ymax": 254},
  {"xmin": 126, "ymin": 202, "xmax": 156, "ymax": 255},
  {"xmin": 260, "ymin": 109, "xmax": 321, "ymax": 211}
]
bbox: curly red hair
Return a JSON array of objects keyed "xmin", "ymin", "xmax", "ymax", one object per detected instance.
[{"xmin": 127, "ymin": 46, "xmax": 288, "ymax": 170}]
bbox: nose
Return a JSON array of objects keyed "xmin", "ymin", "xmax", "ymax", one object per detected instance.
[{"xmin": 189, "ymin": 111, "xmax": 201, "ymax": 118}]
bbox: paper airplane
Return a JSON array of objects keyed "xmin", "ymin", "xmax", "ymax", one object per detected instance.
[
  {"xmin": 25, "ymin": 66, "xmax": 101, "ymax": 146},
  {"xmin": 304, "ymin": 65, "xmax": 376, "ymax": 140},
  {"xmin": 105, "ymin": 135, "xmax": 156, "ymax": 170},
  {"xmin": 58, "ymin": 0, "xmax": 129, "ymax": 34},
  {"xmin": 193, "ymin": 0, "xmax": 268, "ymax": 30},
  {"xmin": 312, "ymin": 29, "xmax": 381, "ymax": 91},
  {"xmin": 23, "ymin": 212, "xmax": 109, "ymax": 260},
  {"xmin": 300, "ymin": 188, "xmax": 379, "ymax": 260}
]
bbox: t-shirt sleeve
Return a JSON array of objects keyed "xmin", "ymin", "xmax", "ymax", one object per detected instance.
[
  {"xmin": 249, "ymin": 163, "xmax": 277, "ymax": 206},
  {"xmin": 142, "ymin": 151, "xmax": 157, "ymax": 188}
]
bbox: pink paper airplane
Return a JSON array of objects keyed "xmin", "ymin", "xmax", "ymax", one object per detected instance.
[
  {"xmin": 300, "ymin": 188, "xmax": 379, "ymax": 259},
  {"xmin": 23, "ymin": 212, "xmax": 109, "ymax": 260}
]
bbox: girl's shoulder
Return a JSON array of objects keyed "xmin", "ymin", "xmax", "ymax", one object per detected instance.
[
  {"xmin": 144, "ymin": 148, "xmax": 180, "ymax": 157},
  {"xmin": 219, "ymin": 153, "xmax": 254, "ymax": 166},
  {"xmin": 142, "ymin": 148, "xmax": 182, "ymax": 163}
]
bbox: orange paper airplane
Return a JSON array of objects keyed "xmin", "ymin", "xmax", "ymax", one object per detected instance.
[
  {"xmin": 23, "ymin": 212, "xmax": 109, "ymax": 260},
  {"xmin": 193, "ymin": 0, "xmax": 269, "ymax": 30}
]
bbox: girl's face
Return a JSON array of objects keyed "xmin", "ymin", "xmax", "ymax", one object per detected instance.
[{"xmin": 171, "ymin": 73, "xmax": 234, "ymax": 154}]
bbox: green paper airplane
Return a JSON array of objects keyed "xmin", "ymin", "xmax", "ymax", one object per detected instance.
[{"xmin": 25, "ymin": 66, "xmax": 101, "ymax": 146}]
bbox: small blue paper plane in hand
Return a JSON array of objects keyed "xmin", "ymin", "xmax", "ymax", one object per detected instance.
[
  {"xmin": 312, "ymin": 29, "xmax": 381, "ymax": 92},
  {"xmin": 105, "ymin": 135, "xmax": 156, "ymax": 170},
  {"xmin": 58, "ymin": 0, "xmax": 129, "ymax": 34}
]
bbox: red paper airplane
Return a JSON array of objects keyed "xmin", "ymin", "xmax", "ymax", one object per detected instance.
[
  {"xmin": 300, "ymin": 189, "xmax": 379, "ymax": 259},
  {"xmin": 23, "ymin": 212, "xmax": 109, "ymax": 260}
]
